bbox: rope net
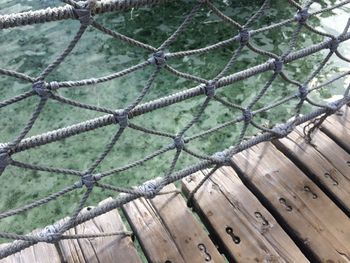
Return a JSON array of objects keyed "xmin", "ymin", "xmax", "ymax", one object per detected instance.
[{"xmin": 0, "ymin": 0, "xmax": 350, "ymax": 258}]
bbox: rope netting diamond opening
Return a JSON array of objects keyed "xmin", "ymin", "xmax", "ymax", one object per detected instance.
[{"xmin": 0, "ymin": 0, "xmax": 350, "ymax": 258}]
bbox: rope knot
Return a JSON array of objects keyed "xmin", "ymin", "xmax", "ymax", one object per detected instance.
[
  {"xmin": 139, "ymin": 179, "xmax": 160, "ymax": 199},
  {"xmin": 298, "ymin": 85, "xmax": 308, "ymax": 99},
  {"xmin": 79, "ymin": 173, "xmax": 97, "ymax": 189},
  {"xmin": 212, "ymin": 150, "xmax": 231, "ymax": 166},
  {"xmin": 270, "ymin": 58, "xmax": 283, "ymax": 73},
  {"xmin": 149, "ymin": 50, "xmax": 167, "ymax": 67},
  {"xmin": 294, "ymin": 9, "xmax": 309, "ymax": 23},
  {"xmin": 205, "ymin": 80, "xmax": 216, "ymax": 98},
  {"xmin": 73, "ymin": 1, "xmax": 96, "ymax": 26},
  {"xmin": 174, "ymin": 135, "xmax": 185, "ymax": 150},
  {"xmin": 114, "ymin": 111, "xmax": 129, "ymax": 128},
  {"xmin": 32, "ymin": 81, "xmax": 50, "ymax": 98},
  {"xmin": 239, "ymin": 29, "xmax": 250, "ymax": 44},
  {"xmin": 242, "ymin": 108, "xmax": 253, "ymax": 123},
  {"xmin": 272, "ymin": 123, "xmax": 293, "ymax": 138},
  {"xmin": 40, "ymin": 224, "xmax": 60, "ymax": 243},
  {"xmin": 328, "ymin": 37, "xmax": 339, "ymax": 52}
]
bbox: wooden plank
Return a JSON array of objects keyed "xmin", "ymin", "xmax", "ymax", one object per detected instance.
[
  {"xmin": 58, "ymin": 198, "xmax": 141, "ymax": 263},
  {"xmin": 0, "ymin": 230, "xmax": 61, "ymax": 263},
  {"xmin": 322, "ymin": 106, "xmax": 350, "ymax": 152},
  {"xmin": 182, "ymin": 167, "xmax": 309, "ymax": 263},
  {"xmin": 122, "ymin": 196, "xmax": 186, "ymax": 263},
  {"xmin": 274, "ymin": 125, "xmax": 350, "ymax": 214},
  {"xmin": 150, "ymin": 184, "xmax": 225, "ymax": 263},
  {"xmin": 123, "ymin": 183, "xmax": 225, "ymax": 263},
  {"xmin": 232, "ymin": 142, "xmax": 350, "ymax": 262}
]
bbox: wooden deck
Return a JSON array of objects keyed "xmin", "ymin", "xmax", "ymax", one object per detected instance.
[{"xmin": 2, "ymin": 106, "xmax": 350, "ymax": 262}]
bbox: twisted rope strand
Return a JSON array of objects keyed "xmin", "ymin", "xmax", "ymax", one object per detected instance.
[{"xmin": 0, "ymin": 0, "xmax": 350, "ymax": 259}]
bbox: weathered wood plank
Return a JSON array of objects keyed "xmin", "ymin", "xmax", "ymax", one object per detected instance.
[
  {"xmin": 58, "ymin": 198, "xmax": 141, "ymax": 263},
  {"xmin": 150, "ymin": 184, "xmax": 225, "ymax": 263},
  {"xmin": 182, "ymin": 167, "xmax": 309, "ymax": 263},
  {"xmin": 123, "ymin": 183, "xmax": 225, "ymax": 263},
  {"xmin": 274, "ymin": 125, "xmax": 350, "ymax": 214},
  {"xmin": 122, "ymin": 196, "xmax": 186, "ymax": 263},
  {"xmin": 0, "ymin": 230, "xmax": 61, "ymax": 263},
  {"xmin": 232, "ymin": 142, "xmax": 350, "ymax": 262},
  {"xmin": 322, "ymin": 106, "xmax": 350, "ymax": 152}
]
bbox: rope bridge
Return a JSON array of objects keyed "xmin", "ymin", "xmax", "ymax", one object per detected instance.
[{"xmin": 0, "ymin": 0, "xmax": 350, "ymax": 259}]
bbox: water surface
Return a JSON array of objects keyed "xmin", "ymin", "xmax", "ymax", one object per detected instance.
[{"xmin": 0, "ymin": 0, "xmax": 349, "ymax": 236}]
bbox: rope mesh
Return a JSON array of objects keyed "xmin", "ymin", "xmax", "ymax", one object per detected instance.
[{"xmin": 0, "ymin": 0, "xmax": 350, "ymax": 258}]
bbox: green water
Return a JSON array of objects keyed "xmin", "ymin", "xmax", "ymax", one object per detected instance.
[{"xmin": 0, "ymin": 0, "xmax": 349, "ymax": 238}]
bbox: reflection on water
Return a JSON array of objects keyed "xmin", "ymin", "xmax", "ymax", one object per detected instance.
[{"xmin": 0, "ymin": 0, "xmax": 349, "ymax": 235}]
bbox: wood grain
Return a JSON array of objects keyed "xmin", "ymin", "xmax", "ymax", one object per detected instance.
[
  {"xmin": 182, "ymin": 167, "xmax": 309, "ymax": 263},
  {"xmin": 274, "ymin": 125, "xmax": 350, "ymax": 213},
  {"xmin": 124, "ymin": 183, "xmax": 225, "ymax": 263},
  {"xmin": 322, "ymin": 106, "xmax": 350, "ymax": 152},
  {"xmin": 232, "ymin": 142, "xmax": 350, "ymax": 262},
  {"xmin": 58, "ymin": 198, "xmax": 141, "ymax": 263},
  {"xmin": 123, "ymin": 195, "xmax": 186, "ymax": 263}
]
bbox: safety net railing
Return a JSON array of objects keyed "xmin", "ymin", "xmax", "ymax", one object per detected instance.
[{"xmin": 0, "ymin": 0, "xmax": 350, "ymax": 258}]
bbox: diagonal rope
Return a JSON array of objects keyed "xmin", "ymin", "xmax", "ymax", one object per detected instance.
[{"xmin": 0, "ymin": 0, "xmax": 350, "ymax": 258}]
